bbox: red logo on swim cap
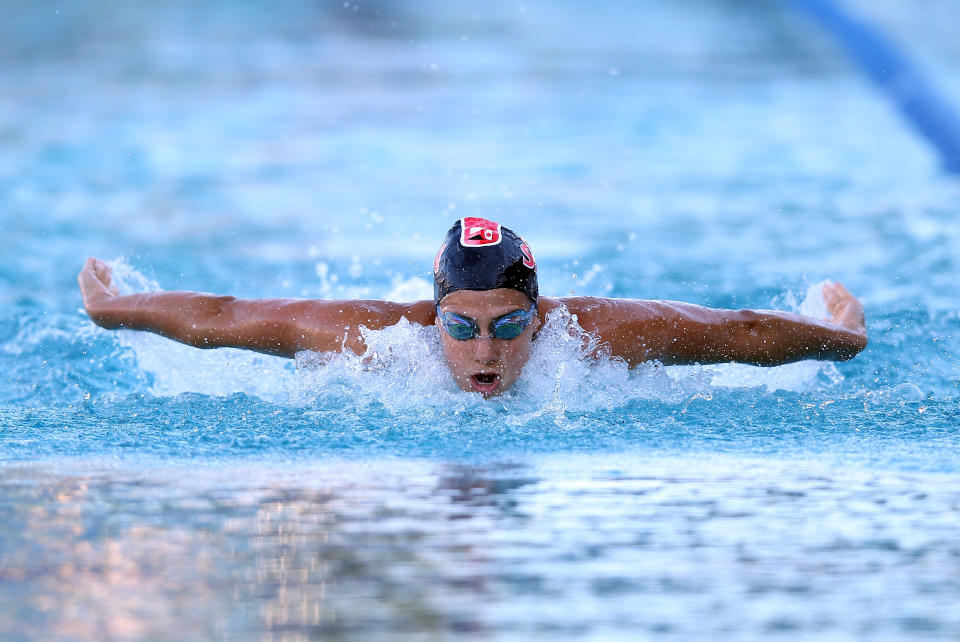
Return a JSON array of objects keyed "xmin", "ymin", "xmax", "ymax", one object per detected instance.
[
  {"xmin": 460, "ymin": 217, "xmax": 502, "ymax": 247},
  {"xmin": 520, "ymin": 242, "xmax": 536, "ymax": 270}
]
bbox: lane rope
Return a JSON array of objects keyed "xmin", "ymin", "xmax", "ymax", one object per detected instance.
[{"xmin": 787, "ymin": 0, "xmax": 960, "ymax": 174}]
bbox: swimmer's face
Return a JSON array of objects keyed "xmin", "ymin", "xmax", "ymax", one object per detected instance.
[{"xmin": 435, "ymin": 288, "xmax": 541, "ymax": 398}]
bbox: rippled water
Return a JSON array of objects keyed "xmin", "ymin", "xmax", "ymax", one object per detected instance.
[{"xmin": 3, "ymin": 1, "xmax": 960, "ymax": 640}]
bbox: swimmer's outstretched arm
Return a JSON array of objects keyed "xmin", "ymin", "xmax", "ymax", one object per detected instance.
[
  {"xmin": 554, "ymin": 282, "xmax": 867, "ymax": 367},
  {"xmin": 78, "ymin": 258, "xmax": 435, "ymax": 358}
]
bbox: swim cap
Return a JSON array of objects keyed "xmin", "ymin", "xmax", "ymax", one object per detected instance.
[{"xmin": 434, "ymin": 217, "xmax": 538, "ymax": 304}]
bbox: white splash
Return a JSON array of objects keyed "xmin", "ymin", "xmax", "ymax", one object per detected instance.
[
  {"xmin": 293, "ymin": 317, "xmax": 465, "ymax": 412},
  {"xmin": 510, "ymin": 305, "xmax": 691, "ymax": 413},
  {"xmin": 107, "ymin": 257, "xmax": 162, "ymax": 294},
  {"xmin": 108, "ymin": 259, "xmax": 299, "ymax": 402},
  {"xmin": 103, "ymin": 260, "xmax": 841, "ymax": 408}
]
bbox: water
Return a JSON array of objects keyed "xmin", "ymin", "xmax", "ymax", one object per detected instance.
[{"xmin": 3, "ymin": 1, "xmax": 960, "ymax": 639}]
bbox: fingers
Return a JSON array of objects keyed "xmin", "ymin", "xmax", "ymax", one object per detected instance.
[
  {"xmin": 822, "ymin": 281, "xmax": 853, "ymax": 309},
  {"xmin": 79, "ymin": 257, "xmax": 119, "ymax": 302},
  {"xmin": 83, "ymin": 257, "xmax": 104, "ymax": 277},
  {"xmin": 85, "ymin": 257, "xmax": 112, "ymax": 281},
  {"xmin": 821, "ymin": 281, "xmax": 866, "ymax": 334},
  {"xmin": 822, "ymin": 282, "xmax": 836, "ymax": 305},
  {"xmin": 830, "ymin": 281, "xmax": 853, "ymax": 298},
  {"xmin": 822, "ymin": 282, "xmax": 841, "ymax": 311},
  {"xmin": 86, "ymin": 257, "xmax": 117, "ymax": 293}
]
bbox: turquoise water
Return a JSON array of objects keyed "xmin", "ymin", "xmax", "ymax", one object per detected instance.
[{"xmin": 3, "ymin": 1, "xmax": 960, "ymax": 639}]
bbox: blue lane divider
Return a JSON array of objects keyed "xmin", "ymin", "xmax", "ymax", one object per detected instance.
[{"xmin": 786, "ymin": 0, "xmax": 960, "ymax": 174}]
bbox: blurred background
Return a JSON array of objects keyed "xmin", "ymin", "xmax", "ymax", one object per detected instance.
[
  {"xmin": 2, "ymin": 0, "xmax": 959, "ymax": 396},
  {"xmin": 3, "ymin": 0, "xmax": 957, "ymax": 289}
]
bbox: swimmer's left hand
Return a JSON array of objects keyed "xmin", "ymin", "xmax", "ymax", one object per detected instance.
[{"xmin": 822, "ymin": 281, "xmax": 866, "ymax": 336}]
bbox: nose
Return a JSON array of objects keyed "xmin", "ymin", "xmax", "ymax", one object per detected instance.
[{"xmin": 472, "ymin": 336, "xmax": 499, "ymax": 364}]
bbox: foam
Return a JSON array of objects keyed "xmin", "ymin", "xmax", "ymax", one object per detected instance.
[
  {"xmin": 109, "ymin": 259, "xmax": 299, "ymax": 403},
  {"xmin": 105, "ymin": 261, "xmax": 842, "ymax": 410}
]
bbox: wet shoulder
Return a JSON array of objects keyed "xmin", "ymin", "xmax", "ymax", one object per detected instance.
[
  {"xmin": 539, "ymin": 296, "xmax": 617, "ymax": 332},
  {"xmin": 393, "ymin": 299, "xmax": 436, "ymax": 326},
  {"xmin": 542, "ymin": 296, "xmax": 666, "ymax": 334}
]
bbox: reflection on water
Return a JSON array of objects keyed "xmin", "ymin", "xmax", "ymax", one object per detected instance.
[
  {"xmin": 2, "ymin": 456, "xmax": 960, "ymax": 640},
  {"xmin": 0, "ymin": 461, "xmax": 541, "ymax": 640}
]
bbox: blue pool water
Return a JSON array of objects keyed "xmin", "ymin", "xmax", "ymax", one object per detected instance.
[{"xmin": 3, "ymin": 1, "xmax": 960, "ymax": 639}]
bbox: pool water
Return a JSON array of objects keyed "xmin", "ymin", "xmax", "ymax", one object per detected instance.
[{"xmin": 3, "ymin": 1, "xmax": 960, "ymax": 639}]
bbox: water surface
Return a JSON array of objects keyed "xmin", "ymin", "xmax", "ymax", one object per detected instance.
[{"xmin": 3, "ymin": 1, "xmax": 960, "ymax": 639}]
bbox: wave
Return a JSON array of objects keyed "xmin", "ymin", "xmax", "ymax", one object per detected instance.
[{"xmin": 105, "ymin": 261, "xmax": 843, "ymax": 414}]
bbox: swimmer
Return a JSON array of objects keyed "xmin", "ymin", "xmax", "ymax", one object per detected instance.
[{"xmin": 79, "ymin": 217, "xmax": 867, "ymax": 397}]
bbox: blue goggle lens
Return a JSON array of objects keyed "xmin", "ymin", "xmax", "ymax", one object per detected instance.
[
  {"xmin": 491, "ymin": 315, "xmax": 527, "ymax": 340},
  {"xmin": 438, "ymin": 304, "xmax": 536, "ymax": 341},
  {"xmin": 444, "ymin": 320, "xmax": 477, "ymax": 340}
]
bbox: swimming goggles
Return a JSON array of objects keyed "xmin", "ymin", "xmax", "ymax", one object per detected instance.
[{"xmin": 436, "ymin": 303, "xmax": 538, "ymax": 341}]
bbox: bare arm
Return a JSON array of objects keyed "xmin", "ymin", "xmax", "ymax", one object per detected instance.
[
  {"xmin": 78, "ymin": 258, "xmax": 435, "ymax": 358},
  {"xmin": 550, "ymin": 282, "xmax": 867, "ymax": 367}
]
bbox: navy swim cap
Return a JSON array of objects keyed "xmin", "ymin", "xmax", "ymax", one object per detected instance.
[{"xmin": 434, "ymin": 217, "xmax": 538, "ymax": 304}]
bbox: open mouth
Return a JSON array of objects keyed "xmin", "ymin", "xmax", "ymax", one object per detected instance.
[{"xmin": 470, "ymin": 373, "xmax": 501, "ymax": 395}]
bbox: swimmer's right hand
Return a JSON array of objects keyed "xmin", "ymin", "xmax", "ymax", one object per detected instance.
[
  {"xmin": 78, "ymin": 257, "xmax": 119, "ymax": 314},
  {"xmin": 822, "ymin": 281, "xmax": 866, "ymax": 338}
]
